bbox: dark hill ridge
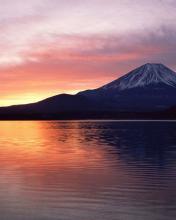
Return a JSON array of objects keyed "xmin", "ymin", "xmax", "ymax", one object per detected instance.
[{"xmin": 0, "ymin": 63, "xmax": 176, "ymax": 119}]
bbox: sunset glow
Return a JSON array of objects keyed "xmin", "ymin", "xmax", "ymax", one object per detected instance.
[{"xmin": 0, "ymin": 0, "xmax": 176, "ymax": 106}]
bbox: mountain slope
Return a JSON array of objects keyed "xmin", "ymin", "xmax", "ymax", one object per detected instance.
[
  {"xmin": 101, "ymin": 63, "xmax": 176, "ymax": 90},
  {"xmin": 0, "ymin": 94, "xmax": 98, "ymax": 113},
  {"xmin": 78, "ymin": 63, "xmax": 176, "ymax": 111},
  {"xmin": 0, "ymin": 63, "xmax": 176, "ymax": 119}
]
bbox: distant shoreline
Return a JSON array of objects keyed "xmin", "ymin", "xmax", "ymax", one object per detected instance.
[
  {"xmin": 0, "ymin": 110, "xmax": 175, "ymax": 120},
  {"xmin": 1, "ymin": 119, "xmax": 176, "ymax": 122}
]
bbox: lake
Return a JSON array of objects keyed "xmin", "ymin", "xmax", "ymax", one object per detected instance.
[{"xmin": 0, "ymin": 121, "xmax": 175, "ymax": 220}]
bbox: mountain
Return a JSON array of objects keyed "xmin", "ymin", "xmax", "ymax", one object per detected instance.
[
  {"xmin": 0, "ymin": 63, "xmax": 176, "ymax": 119},
  {"xmin": 78, "ymin": 63, "xmax": 176, "ymax": 111},
  {"xmin": 100, "ymin": 63, "xmax": 176, "ymax": 90}
]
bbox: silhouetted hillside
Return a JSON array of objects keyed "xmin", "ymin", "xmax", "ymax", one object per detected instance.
[{"xmin": 0, "ymin": 63, "xmax": 176, "ymax": 120}]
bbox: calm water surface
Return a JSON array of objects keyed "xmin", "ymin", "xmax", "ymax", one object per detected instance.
[{"xmin": 0, "ymin": 121, "xmax": 175, "ymax": 220}]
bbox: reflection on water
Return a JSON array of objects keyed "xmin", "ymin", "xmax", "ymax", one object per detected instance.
[{"xmin": 0, "ymin": 121, "xmax": 175, "ymax": 220}]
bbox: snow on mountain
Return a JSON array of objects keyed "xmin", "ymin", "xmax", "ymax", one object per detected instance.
[
  {"xmin": 78, "ymin": 63, "xmax": 176, "ymax": 111},
  {"xmin": 101, "ymin": 63, "xmax": 176, "ymax": 91}
]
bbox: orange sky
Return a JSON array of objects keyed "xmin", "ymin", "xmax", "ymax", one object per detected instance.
[{"xmin": 0, "ymin": 0, "xmax": 176, "ymax": 106}]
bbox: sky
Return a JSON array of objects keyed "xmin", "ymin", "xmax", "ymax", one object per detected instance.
[{"xmin": 0, "ymin": 0, "xmax": 176, "ymax": 106}]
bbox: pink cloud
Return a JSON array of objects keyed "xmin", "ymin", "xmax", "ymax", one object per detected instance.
[{"xmin": 0, "ymin": 1, "xmax": 175, "ymax": 105}]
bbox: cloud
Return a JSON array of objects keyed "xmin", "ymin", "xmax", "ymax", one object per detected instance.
[
  {"xmin": 0, "ymin": 0, "xmax": 176, "ymax": 67},
  {"xmin": 0, "ymin": 0, "xmax": 176, "ymax": 105}
]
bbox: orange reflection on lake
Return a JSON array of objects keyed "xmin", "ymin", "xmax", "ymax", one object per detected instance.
[{"xmin": 0, "ymin": 121, "xmax": 175, "ymax": 220}]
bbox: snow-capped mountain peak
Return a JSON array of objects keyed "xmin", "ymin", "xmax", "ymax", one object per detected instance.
[{"xmin": 101, "ymin": 63, "xmax": 176, "ymax": 90}]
